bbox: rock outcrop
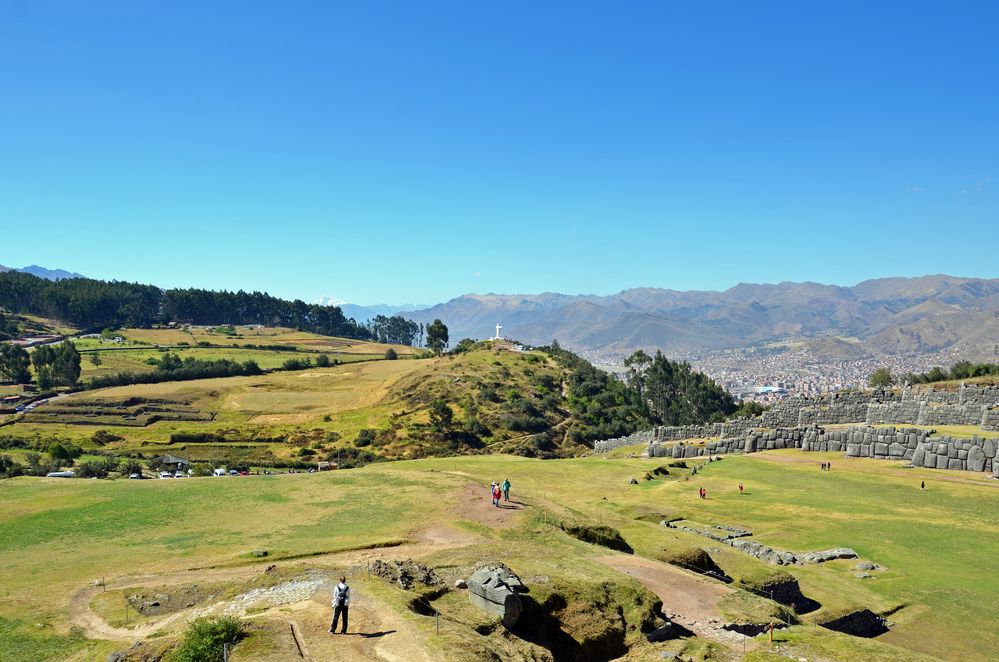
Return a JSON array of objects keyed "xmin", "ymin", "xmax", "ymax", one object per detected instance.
[{"xmin": 467, "ymin": 564, "xmax": 524, "ymax": 629}]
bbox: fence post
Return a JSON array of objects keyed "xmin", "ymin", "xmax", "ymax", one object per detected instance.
[
  {"xmin": 436, "ymin": 609, "xmax": 439, "ymax": 635},
  {"xmin": 223, "ymin": 642, "xmax": 229, "ymax": 662}
]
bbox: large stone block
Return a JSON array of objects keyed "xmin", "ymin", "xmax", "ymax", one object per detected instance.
[
  {"xmin": 468, "ymin": 566, "xmax": 524, "ymax": 629},
  {"xmin": 968, "ymin": 446, "xmax": 986, "ymax": 472},
  {"xmin": 935, "ymin": 454, "xmax": 950, "ymax": 470},
  {"xmin": 984, "ymin": 438, "xmax": 997, "ymax": 458},
  {"xmin": 911, "ymin": 443, "xmax": 926, "ymax": 467}
]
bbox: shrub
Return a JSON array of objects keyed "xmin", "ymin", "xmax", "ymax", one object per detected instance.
[
  {"xmin": 76, "ymin": 457, "xmax": 118, "ymax": 479},
  {"xmin": 172, "ymin": 616, "xmax": 244, "ymax": 662},
  {"xmin": 355, "ymin": 429, "xmax": 376, "ymax": 447},
  {"xmin": 384, "ymin": 348, "xmax": 398, "ymax": 360},
  {"xmin": 92, "ymin": 430, "xmax": 123, "ymax": 446},
  {"xmin": 315, "ymin": 353, "xmax": 331, "ymax": 367},
  {"xmin": 120, "ymin": 459, "xmax": 144, "ymax": 476},
  {"xmin": 281, "ymin": 357, "xmax": 312, "ymax": 371}
]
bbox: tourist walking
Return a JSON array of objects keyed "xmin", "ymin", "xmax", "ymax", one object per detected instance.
[
  {"xmin": 738, "ymin": 482, "xmax": 744, "ymax": 495},
  {"xmin": 921, "ymin": 480, "xmax": 925, "ymax": 492},
  {"xmin": 329, "ymin": 576, "xmax": 350, "ymax": 634},
  {"xmin": 501, "ymin": 478, "xmax": 511, "ymax": 502},
  {"xmin": 492, "ymin": 482, "xmax": 502, "ymax": 507}
]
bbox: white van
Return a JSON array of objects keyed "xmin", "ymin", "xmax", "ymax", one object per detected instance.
[
  {"xmin": 213, "ymin": 468, "xmax": 227, "ymax": 477},
  {"xmin": 46, "ymin": 471, "xmax": 75, "ymax": 478}
]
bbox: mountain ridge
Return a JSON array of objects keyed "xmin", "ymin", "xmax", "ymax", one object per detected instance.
[{"xmin": 402, "ymin": 275, "xmax": 999, "ymax": 361}]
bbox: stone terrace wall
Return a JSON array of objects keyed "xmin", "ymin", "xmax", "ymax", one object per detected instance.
[
  {"xmin": 643, "ymin": 423, "xmax": 999, "ymax": 475},
  {"xmin": 983, "ymin": 408, "xmax": 999, "ymax": 432},
  {"xmin": 912, "ymin": 383, "xmax": 999, "ymax": 407},
  {"xmin": 593, "ymin": 429, "xmax": 656, "ymax": 454}
]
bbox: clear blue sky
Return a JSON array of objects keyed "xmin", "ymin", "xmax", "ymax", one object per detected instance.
[{"xmin": 1, "ymin": 1, "xmax": 996, "ymax": 305}]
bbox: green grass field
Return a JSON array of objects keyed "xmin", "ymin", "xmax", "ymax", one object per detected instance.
[{"xmin": 0, "ymin": 449, "xmax": 995, "ymax": 660}]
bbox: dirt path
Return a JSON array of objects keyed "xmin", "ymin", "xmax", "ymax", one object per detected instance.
[
  {"xmin": 594, "ymin": 554, "xmax": 732, "ymax": 627},
  {"xmin": 751, "ymin": 451, "xmax": 999, "ymax": 487},
  {"xmin": 281, "ymin": 588, "xmax": 432, "ymax": 662},
  {"xmin": 65, "ymin": 523, "xmax": 475, "ymax": 658},
  {"xmin": 455, "ymin": 482, "xmax": 526, "ymax": 528}
]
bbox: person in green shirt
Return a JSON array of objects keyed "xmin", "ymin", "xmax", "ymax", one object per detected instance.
[{"xmin": 501, "ymin": 478, "xmax": 511, "ymax": 502}]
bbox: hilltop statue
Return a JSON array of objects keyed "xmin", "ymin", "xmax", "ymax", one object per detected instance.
[{"xmin": 494, "ymin": 324, "xmax": 503, "ymax": 340}]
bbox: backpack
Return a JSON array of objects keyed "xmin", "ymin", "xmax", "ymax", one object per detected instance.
[{"xmin": 336, "ymin": 585, "xmax": 348, "ymax": 606}]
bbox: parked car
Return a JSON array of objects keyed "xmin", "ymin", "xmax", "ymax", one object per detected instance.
[
  {"xmin": 128, "ymin": 473, "xmax": 142, "ymax": 480},
  {"xmin": 159, "ymin": 471, "xmax": 173, "ymax": 479},
  {"xmin": 239, "ymin": 470, "xmax": 250, "ymax": 476},
  {"xmin": 213, "ymin": 468, "xmax": 227, "ymax": 477},
  {"xmin": 229, "ymin": 469, "xmax": 238, "ymax": 476},
  {"xmin": 46, "ymin": 471, "xmax": 75, "ymax": 478},
  {"xmin": 174, "ymin": 471, "xmax": 186, "ymax": 478}
]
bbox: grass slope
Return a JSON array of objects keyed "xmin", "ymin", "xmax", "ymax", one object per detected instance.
[{"xmin": 0, "ymin": 451, "xmax": 996, "ymax": 660}]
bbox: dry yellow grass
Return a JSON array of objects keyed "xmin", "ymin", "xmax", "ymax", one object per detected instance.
[
  {"xmin": 119, "ymin": 326, "xmax": 418, "ymax": 355},
  {"xmin": 68, "ymin": 359, "xmax": 427, "ymax": 418}
]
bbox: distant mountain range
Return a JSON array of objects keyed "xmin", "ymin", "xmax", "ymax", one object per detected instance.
[
  {"xmin": 0, "ymin": 264, "xmax": 85, "ymax": 281},
  {"xmin": 313, "ymin": 297, "xmax": 429, "ymax": 324},
  {"xmin": 400, "ymin": 275, "xmax": 999, "ymax": 361}
]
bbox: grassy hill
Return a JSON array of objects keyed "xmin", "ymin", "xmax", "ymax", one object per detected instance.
[
  {"xmin": 0, "ymin": 450, "xmax": 994, "ymax": 660},
  {"xmin": 1, "ymin": 343, "xmax": 647, "ymax": 469}
]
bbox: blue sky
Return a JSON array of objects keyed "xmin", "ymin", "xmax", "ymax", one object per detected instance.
[{"xmin": 1, "ymin": 1, "xmax": 996, "ymax": 305}]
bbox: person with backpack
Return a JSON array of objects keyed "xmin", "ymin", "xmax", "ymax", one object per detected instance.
[
  {"xmin": 492, "ymin": 482, "xmax": 502, "ymax": 507},
  {"xmin": 329, "ymin": 576, "xmax": 350, "ymax": 634},
  {"xmin": 501, "ymin": 478, "xmax": 511, "ymax": 502}
]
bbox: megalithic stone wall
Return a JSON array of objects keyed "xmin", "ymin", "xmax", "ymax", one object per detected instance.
[
  {"xmin": 594, "ymin": 383, "xmax": 999, "ymax": 476},
  {"xmin": 984, "ymin": 408, "xmax": 999, "ymax": 432}
]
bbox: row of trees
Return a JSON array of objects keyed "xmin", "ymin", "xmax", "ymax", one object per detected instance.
[
  {"xmin": 31, "ymin": 342, "xmax": 82, "ymax": 388},
  {"xmin": 0, "ymin": 312, "xmax": 18, "ymax": 340},
  {"xmin": 0, "ymin": 342, "xmax": 82, "ymax": 387},
  {"xmin": 88, "ymin": 356, "xmax": 263, "ymax": 389},
  {"xmin": 367, "ymin": 315, "xmax": 421, "ymax": 346},
  {"xmin": 0, "ymin": 271, "xmax": 376, "ymax": 339},
  {"xmin": 870, "ymin": 361, "xmax": 999, "ymax": 387}
]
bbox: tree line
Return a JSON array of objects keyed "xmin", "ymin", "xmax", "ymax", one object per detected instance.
[
  {"xmin": 870, "ymin": 361, "xmax": 999, "ymax": 387},
  {"xmin": 624, "ymin": 349, "xmax": 738, "ymax": 425},
  {"xmin": 0, "ymin": 271, "xmax": 416, "ymax": 342}
]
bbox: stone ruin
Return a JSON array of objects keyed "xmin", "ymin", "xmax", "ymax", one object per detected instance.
[
  {"xmin": 594, "ymin": 383, "xmax": 999, "ymax": 476},
  {"xmin": 595, "ymin": 383, "xmax": 999, "ymax": 455},
  {"xmin": 466, "ymin": 563, "xmax": 525, "ymax": 629}
]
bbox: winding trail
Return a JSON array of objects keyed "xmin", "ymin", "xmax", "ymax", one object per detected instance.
[{"xmin": 65, "ymin": 524, "xmax": 473, "ymax": 661}]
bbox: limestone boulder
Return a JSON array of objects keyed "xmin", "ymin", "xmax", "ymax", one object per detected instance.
[
  {"xmin": 984, "ymin": 438, "xmax": 997, "ymax": 459},
  {"xmin": 468, "ymin": 565, "xmax": 524, "ymax": 629},
  {"xmin": 968, "ymin": 445, "xmax": 986, "ymax": 472}
]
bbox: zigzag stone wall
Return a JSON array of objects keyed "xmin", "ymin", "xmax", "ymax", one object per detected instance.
[
  {"xmin": 642, "ymin": 424, "xmax": 999, "ymax": 475},
  {"xmin": 593, "ymin": 382, "xmax": 999, "ymax": 475},
  {"xmin": 983, "ymin": 408, "xmax": 999, "ymax": 432},
  {"xmin": 623, "ymin": 384, "xmax": 999, "ymax": 448},
  {"xmin": 593, "ymin": 429, "xmax": 656, "ymax": 453}
]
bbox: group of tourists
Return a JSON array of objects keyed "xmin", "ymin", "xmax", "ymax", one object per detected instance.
[
  {"xmin": 490, "ymin": 478, "xmax": 511, "ymax": 506},
  {"xmin": 698, "ymin": 486, "xmax": 707, "ymax": 499},
  {"xmin": 820, "ymin": 461, "xmax": 832, "ymax": 471}
]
